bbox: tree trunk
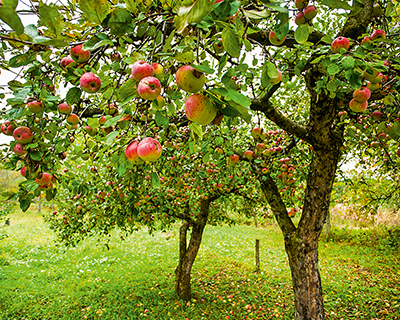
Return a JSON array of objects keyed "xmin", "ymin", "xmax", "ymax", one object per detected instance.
[{"xmin": 175, "ymin": 199, "xmax": 210, "ymax": 300}]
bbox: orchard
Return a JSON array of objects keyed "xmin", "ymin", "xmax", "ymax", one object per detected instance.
[{"xmin": 0, "ymin": 0, "xmax": 399, "ymax": 319}]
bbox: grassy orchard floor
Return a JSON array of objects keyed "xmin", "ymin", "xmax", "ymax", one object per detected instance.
[{"xmin": 0, "ymin": 208, "xmax": 399, "ymax": 320}]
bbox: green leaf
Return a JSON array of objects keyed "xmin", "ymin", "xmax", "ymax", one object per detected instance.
[
  {"xmin": 38, "ymin": 3, "xmax": 63, "ymax": 36},
  {"xmin": 79, "ymin": 0, "xmax": 110, "ymax": 24},
  {"xmin": 25, "ymin": 24, "xmax": 38, "ymax": 38},
  {"xmin": 123, "ymin": 0, "xmax": 138, "ymax": 13},
  {"xmin": 222, "ymin": 27, "xmax": 241, "ymax": 58},
  {"xmin": 82, "ymin": 33, "xmax": 112, "ymax": 51},
  {"xmin": 242, "ymin": 9, "xmax": 270, "ymax": 20},
  {"xmin": 155, "ymin": 111, "xmax": 169, "ymax": 129},
  {"xmin": 175, "ymin": 0, "xmax": 213, "ymax": 33},
  {"xmin": 320, "ymin": 0, "xmax": 352, "ymax": 10},
  {"xmin": 342, "ymin": 56, "xmax": 355, "ymax": 70},
  {"xmin": 218, "ymin": 102, "xmax": 241, "ymax": 117},
  {"xmin": 267, "ymin": 61, "xmax": 279, "ymax": 78},
  {"xmin": 227, "ymin": 89, "xmax": 251, "ymax": 107},
  {"xmin": 0, "ymin": 2, "xmax": 24, "ymax": 35},
  {"xmin": 66, "ymin": 87, "xmax": 82, "ymax": 106},
  {"xmin": 294, "ymin": 24, "xmax": 309, "ymax": 44},
  {"xmin": 273, "ymin": 12, "xmax": 289, "ymax": 40},
  {"xmin": 107, "ymin": 7, "xmax": 133, "ymax": 36},
  {"xmin": 262, "ymin": 1, "xmax": 288, "ymax": 13},
  {"xmin": 30, "ymin": 151, "xmax": 43, "ymax": 161},
  {"xmin": 46, "ymin": 189, "xmax": 53, "ymax": 201},
  {"xmin": 118, "ymin": 78, "xmax": 138, "ymax": 103},
  {"xmin": 104, "ymin": 114, "xmax": 123, "ymax": 127},
  {"xmin": 117, "ymin": 161, "xmax": 127, "ymax": 175},
  {"xmin": 8, "ymin": 54, "xmax": 36, "ymax": 68},
  {"xmin": 20, "ymin": 198, "xmax": 31, "ymax": 212},
  {"xmin": 105, "ymin": 131, "xmax": 119, "ymax": 145},
  {"xmin": 192, "ymin": 64, "xmax": 215, "ymax": 74},
  {"xmin": 345, "ymin": 69, "xmax": 362, "ymax": 90},
  {"xmin": 189, "ymin": 122, "xmax": 203, "ymax": 138},
  {"xmin": 327, "ymin": 64, "xmax": 340, "ymax": 76},
  {"xmin": 150, "ymin": 172, "xmax": 161, "ymax": 189},
  {"xmin": 174, "ymin": 51, "xmax": 195, "ymax": 63}
]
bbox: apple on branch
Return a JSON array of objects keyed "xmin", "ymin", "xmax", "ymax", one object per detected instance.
[
  {"xmin": 137, "ymin": 137, "xmax": 162, "ymax": 162},
  {"xmin": 184, "ymin": 93, "xmax": 217, "ymax": 126},
  {"xmin": 27, "ymin": 101, "xmax": 44, "ymax": 113},
  {"xmin": 176, "ymin": 65, "xmax": 206, "ymax": 93},
  {"xmin": 60, "ymin": 56, "xmax": 74, "ymax": 69},
  {"xmin": 13, "ymin": 126, "xmax": 33, "ymax": 144},
  {"xmin": 138, "ymin": 77, "xmax": 162, "ymax": 101},
  {"xmin": 58, "ymin": 102, "xmax": 72, "ymax": 115},
  {"xmin": 125, "ymin": 140, "xmax": 145, "ymax": 164},
  {"xmin": 331, "ymin": 37, "xmax": 350, "ymax": 53},
  {"xmin": 132, "ymin": 60, "xmax": 154, "ymax": 81},
  {"xmin": 269, "ymin": 31, "xmax": 286, "ymax": 46},
  {"xmin": 66, "ymin": 113, "xmax": 80, "ymax": 125},
  {"xmin": 1, "ymin": 121, "xmax": 16, "ymax": 135},
  {"xmin": 70, "ymin": 44, "xmax": 90, "ymax": 63},
  {"xmin": 80, "ymin": 72, "xmax": 101, "ymax": 94},
  {"xmin": 35, "ymin": 172, "xmax": 52, "ymax": 185}
]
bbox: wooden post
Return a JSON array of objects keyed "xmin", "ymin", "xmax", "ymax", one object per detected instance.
[{"xmin": 255, "ymin": 239, "xmax": 260, "ymax": 272}]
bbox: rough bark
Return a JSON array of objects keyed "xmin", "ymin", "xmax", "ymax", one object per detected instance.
[{"xmin": 175, "ymin": 199, "xmax": 211, "ymax": 301}]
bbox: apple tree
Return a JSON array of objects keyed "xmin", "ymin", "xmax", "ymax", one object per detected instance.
[{"xmin": 1, "ymin": 0, "xmax": 400, "ymax": 319}]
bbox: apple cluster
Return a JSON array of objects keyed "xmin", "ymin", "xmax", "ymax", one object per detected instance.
[
  {"xmin": 125, "ymin": 137, "xmax": 162, "ymax": 164},
  {"xmin": 293, "ymin": 0, "xmax": 318, "ymax": 26},
  {"xmin": 131, "ymin": 60, "xmax": 164, "ymax": 101}
]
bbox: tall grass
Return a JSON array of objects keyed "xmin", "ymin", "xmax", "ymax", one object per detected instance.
[{"xmin": 0, "ymin": 208, "xmax": 399, "ymax": 319}]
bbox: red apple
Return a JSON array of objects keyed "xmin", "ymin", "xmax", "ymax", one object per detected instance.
[
  {"xmin": 294, "ymin": 12, "xmax": 307, "ymax": 25},
  {"xmin": 138, "ymin": 76, "xmax": 162, "ymax": 101},
  {"xmin": 20, "ymin": 165, "xmax": 27, "ymax": 177},
  {"xmin": 251, "ymin": 127, "xmax": 262, "ymax": 139},
  {"xmin": 371, "ymin": 29, "xmax": 386, "ymax": 40},
  {"xmin": 80, "ymin": 72, "xmax": 101, "ymax": 93},
  {"xmin": 353, "ymin": 87, "xmax": 371, "ymax": 103},
  {"xmin": 349, "ymin": 99, "xmax": 368, "ymax": 112},
  {"xmin": 40, "ymin": 181, "xmax": 53, "ymax": 190},
  {"xmin": 361, "ymin": 36, "xmax": 371, "ymax": 45},
  {"xmin": 262, "ymin": 167, "xmax": 269, "ymax": 174},
  {"xmin": 125, "ymin": 140, "xmax": 145, "ymax": 164},
  {"xmin": 58, "ymin": 102, "xmax": 72, "ymax": 115},
  {"xmin": 176, "ymin": 65, "xmax": 206, "ymax": 93},
  {"xmin": 269, "ymin": 31, "xmax": 286, "ymax": 46},
  {"xmin": 84, "ymin": 125, "xmax": 97, "ymax": 136},
  {"xmin": 229, "ymin": 154, "xmax": 239, "ymax": 164},
  {"xmin": 184, "ymin": 93, "xmax": 217, "ymax": 126},
  {"xmin": 1, "ymin": 121, "xmax": 16, "ymax": 135},
  {"xmin": 70, "ymin": 44, "xmax": 90, "ymax": 63},
  {"xmin": 371, "ymin": 111, "xmax": 382, "ymax": 120},
  {"xmin": 295, "ymin": 0, "xmax": 309, "ymax": 10},
  {"xmin": 35, "ymin": 172, "xmax": 52, "ymax": 185},
  {"xmin": 60, "ymin": 56, "xmax": 74, "ymax": 69},
  {"xmin": 244, "ymin": 150, "xmax": 254, "ymax": 160},
  {"xmin": 366, "ymin": 81, "xmax": 381, "ymax": 91},
  {"xmin": 331, "ymin": 37, "xmax": 350, "ymax": 53},
  {"xmin": 303, "ymin": 5, "xmax": 317, "ymax": 20},
  {"xmin": 270, "ymin": 69, "xmax": 282, "ymax": 85},
  {"xmin": 137, "ymin": 137, "xmax": 162, "ymax": 162},
  {"xmin": 13, "ymin": 142, "xmax": 27, "ymax": 155},
  {"xmin": 131, "ymin": 60, "xmax": 154, "ymax": 81},
  {"xmin": 152, "ymin": 63, "xmax": 164, "ymax": 78},
  {"xmin": 27, "ymin": 101, "xmax": 44, "ymax": 113},
  {"xmin": 13, "ymin": 126, "xmax": 33, "ymax": 144},
  {"xmin": 66, "ymin": 113, "xmax": 80, "ymax": 125}
]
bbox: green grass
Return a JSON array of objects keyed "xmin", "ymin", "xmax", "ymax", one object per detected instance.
[{"xmin": 0, "ymin": 208, "xmax": 399, "ymax": 320}]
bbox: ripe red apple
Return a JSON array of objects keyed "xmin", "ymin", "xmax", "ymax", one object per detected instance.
[
  {"xmin": 184, "ymin": 93, "xmax": 217, "ymax": 126},
  {"xmin": 13, "ymin": 142, "xmax": 27, "ymax": 155},
  {"xmin": 27, "ymin": 101, "xmax": 44, "ymax": 113},
  {"xmin": 58, "ymin": 102, "xmax": 72, "ymax": 115},
  {"xmin": 244, "ymin": 150, "xmax": 255, "ymax": 160},
  {"xmin": 303, "ymin": 5, "xmax": 317, "ymax": 20},
  {"xmin": 331, "ymin": 37, "xmax": 350, "ymax": 53},
  {"xmin": 131, "ymin": 60, "xmax": 154, "ymax": 81},
  {"xmin": 84, "ymin": 125, "xmax": 97, "ymax": 136},
  {"xmin": 349, "ymin": 99, "xmax": 368, "ymax": 112},
  {"xmin": 176, "ymin": 65, "xmax": 206, "ymax": 93},
  {"xmin": 137, "ymin": 137, "xmax": 162, "ymax": 162},
  {"xmin": 397, "ymin": 147, "xmax": 400, "ymax": 158},
  {"xmin": 229, "ymin": 154, "xmax": 239, "ymax": 164},
  {"xmin": 125, "ymin": 140, "xmax": 144, "ymax": 164},
  {"xmin": 80, "ymin": 72, "xmax": 101, "ymax": 93},
  {"xmin": 40, "ymin": 181, "xmax": 53, "ymax": 190},
  {"xmin": 294, "ymin": 12, "xmax": 306, "ymax": 25},
  {"xmin": 361, "ymin": 36, "xmax": 371, "ymax": 45},
  {"xmin": 138, "ymin": 76, "xmax": 162, "ymax": 101},
  {"xmin": 20, "ymin": 165, "xmax": 27, "ymax": 177},
  {"xmin": 70, "ymin": 44, "xmax": 90, "ymax": 63},
  {"xmin": 295, "ymin": 0, "xmax": 309, "ymax": 10},
  {"xmin": 270, "ymin": 69, "xmax": 282, "ymax": 85},
  {"xmin": 1, "ymin": 121, "xmax": 16, "ymax": 135},
  {"xmin": 60, "ymin": 56, "xmax": 74, "ymax": 69},
  {"xmin": 268, "ymin": 31, "xmax": 286, "ymax": 46},
  {"xmin": 66, "ymin": 113, "xmax": 80, "ymax": 125},
  {"xmin": 262, "ymin": 167, "xmax": 269, "ymax": 174},
  {"xmin": 371, "ymin": 29, "xmax": 386, "ymax": 40},
  {"xmin": 35, "ymin": 172, "xmax": 52, "ymax": 185},
  {"xmin": 371, "ymin": 111, "xmax": 382, "ymax": 120},
  {"xmin": 353, "ymin": 87, "xmax": 371, "ymax": 103},
  {"xmin": 13, "ymin": 126, "xmax": 33, "ymax": 144},
  {"xmin": 215, "ymin": 147, "xmax": 223, "ymax": 155}
]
